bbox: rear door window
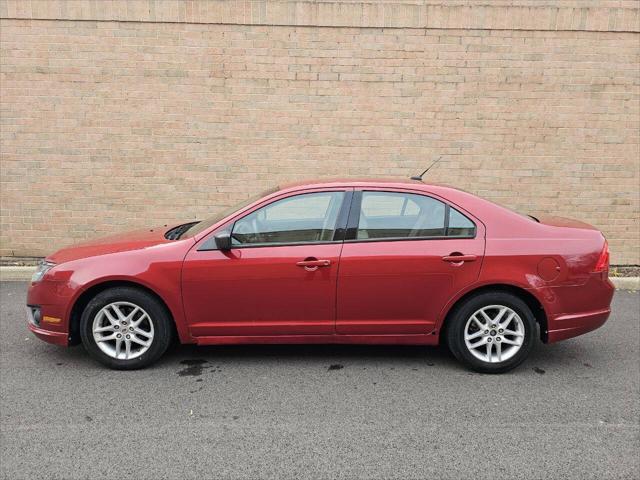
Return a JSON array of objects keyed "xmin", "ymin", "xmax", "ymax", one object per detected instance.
[
  {"xmin": 357, "ymin": 192, "xmax": 446, "ymax": 239},
  {"xmin": 355, "ymin": 191, "xmax": 475, "ymax": 240}
]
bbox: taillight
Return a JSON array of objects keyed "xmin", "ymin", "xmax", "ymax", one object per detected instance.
[{"xmin": 593, "ymin": 240, "xmax": 610, "ymax": 273}]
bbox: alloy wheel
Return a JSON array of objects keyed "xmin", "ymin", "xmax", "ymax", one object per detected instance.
[
  {"xmin": 463, "ymin": 305, "xmax": 525, "ymax": 363},
  {"xmin": 92, "ymin": 301, "xmax": 154, "ymax": 360}
]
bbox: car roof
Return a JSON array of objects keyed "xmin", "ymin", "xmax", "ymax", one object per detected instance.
[{"xmin": 278, "ymin": 177, "xmax": 454, "ymax": 191}]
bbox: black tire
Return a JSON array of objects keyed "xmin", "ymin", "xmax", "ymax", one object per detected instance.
[
  {"xmin": 445, "ymin": 291, "xmax": 536, "ymax": 374},
  {"xmin": 79, "ymin": 287, "xmax": 173, "ymax": 370}
]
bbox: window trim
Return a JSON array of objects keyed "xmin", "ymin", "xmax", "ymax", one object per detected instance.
[
  {"xmin": 198, "ymin": 189, "xmax": 353, "ymax": 251},
  {"xmin": 344, "ymin": 190, "xmax": 477, "ymax": 243}
]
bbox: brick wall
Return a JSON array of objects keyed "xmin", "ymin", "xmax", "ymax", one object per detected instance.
[{"xmin": 1, "ymin": 1, "xmax": 639, "ymax": 264}]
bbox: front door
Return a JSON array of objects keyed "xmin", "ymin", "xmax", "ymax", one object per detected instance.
[
  {"xmin": 336, "ymin": 189, "xmax": 484, "ymax": 335},
  {"xmin": 182, "ymin": 189, "xmax": 351, "ymax": 337}
]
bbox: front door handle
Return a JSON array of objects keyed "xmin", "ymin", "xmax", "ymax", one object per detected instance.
[
  {"xmin": 442, "ymin": 254, "xmax": 477, "ymax": 263},
  {"xmin": 296, "ymin": 258, "xmax": 331, "ymax": 271}
]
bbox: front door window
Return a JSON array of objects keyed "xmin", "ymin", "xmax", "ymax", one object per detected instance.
[{"xmin": 231, "ymin": 191, "xmax": 345, "ymax": 246}]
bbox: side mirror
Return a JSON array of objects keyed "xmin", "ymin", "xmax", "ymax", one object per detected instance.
[{"xmin": 214, "ymin": 231, "xmax": 232, "ymax": 251}]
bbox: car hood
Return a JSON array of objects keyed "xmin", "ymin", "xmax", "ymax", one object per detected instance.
[{"xmin": 46, "ymin": 225, "xmax": 180, "ymax": 264}]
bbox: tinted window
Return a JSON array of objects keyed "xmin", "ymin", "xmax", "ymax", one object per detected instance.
[
  {"xmin": 448, "ymin": 208, "xmax": 475, "ymax": 237},
  {"xmin": 357, "ymin": 192, "xmax": 446, "ymax": 239},
  {"xmin": 232, "ymin": 192, "xmax": 345, "ymax": 245}
]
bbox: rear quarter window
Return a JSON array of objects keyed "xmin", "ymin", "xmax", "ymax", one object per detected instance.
[{"xmin": 448, "ymin": 208, "xmax": 476, "ymax": 237}]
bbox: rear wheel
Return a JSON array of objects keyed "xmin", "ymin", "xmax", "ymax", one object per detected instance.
[
  {"xmin": 446, "ymin": 291, "xmax": 536, "ymax": 374},
  {"xmin": 80, "ymin": 287, "xmax": 173, "ymax": 370}
]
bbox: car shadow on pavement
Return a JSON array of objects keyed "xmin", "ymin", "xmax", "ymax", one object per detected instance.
[
  {"xmin": 33, "ymin": 333, "xmax": 580, "ymax": 375},
  {"xmin": 43, "ymin": 337, "xmax": 564, "ymax": 373},
  {"xmin": 160, "ymin": 342, "xmax": 464, "ymax": 373}
]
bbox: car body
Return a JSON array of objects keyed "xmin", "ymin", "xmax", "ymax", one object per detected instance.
[{"xmin": 26, "ymin": 179, "xmax": 614, "ymax": 372}]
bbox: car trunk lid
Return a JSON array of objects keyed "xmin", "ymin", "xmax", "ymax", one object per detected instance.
[{"xmin": 534, "ymin": 215, "xmax": 599, "ymax": 231}]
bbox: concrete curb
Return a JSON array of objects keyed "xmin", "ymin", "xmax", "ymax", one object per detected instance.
[
  {"xmin": 611, "ymin": 277, "xmax": 640, "ymax": 291},
  {"xmin": 1, "ymin": 266, "xmax": 36, "ymax": 281},
  {"xmin": 1, "ymin": 266, "xmax": 638, "ymax": 290}
]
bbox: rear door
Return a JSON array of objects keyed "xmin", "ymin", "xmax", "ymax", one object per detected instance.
[{"xmin": 336, "ymin": 189, "xmax": 485, "ymax": 335}]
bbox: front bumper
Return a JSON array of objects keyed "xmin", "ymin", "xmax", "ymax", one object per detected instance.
[
  {"xmin": 27, "ymin": 321, "xmax": 69, "ymax": 346},
  {"xmin": 26, "ymin": 279, "xmax": 74, "ymax": 347}
]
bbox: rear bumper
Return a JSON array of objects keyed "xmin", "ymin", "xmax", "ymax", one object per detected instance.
[
  {"xmin": 547, "ymin": 308, "xmax": 611, "ymax": 343},
  {"xmin": 542, "ymin": 274, "xmax": 615, "ymax": 343},
  {"xmin": 28, "ymin": 321, "xmax": 69, "ymax": 346}
]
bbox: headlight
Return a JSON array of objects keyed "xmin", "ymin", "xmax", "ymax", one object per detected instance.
[{"xmin": 31, "ymin": 260, "xmax": 56, "ymax": 283}]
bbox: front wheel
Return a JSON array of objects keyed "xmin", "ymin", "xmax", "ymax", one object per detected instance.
[
  {"xmin": 80, "ymin": 287, "xmax": 173, "ymax": 370},
  {"xmin": 445, "ymin": 291, "xmax": 537, "ymax": 374}
]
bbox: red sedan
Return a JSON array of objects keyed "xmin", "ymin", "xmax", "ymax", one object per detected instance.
[{"xmin": 26, "ymin": 179, "xmax": 614, "ymax": 373}]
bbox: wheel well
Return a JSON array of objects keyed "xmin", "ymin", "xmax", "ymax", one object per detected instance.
[
  {"xmin": 68, "ymin": 280, "xmax": 175, "ymax": 345},
  {"xmin": 440, "ymin": 284, "xmax": 548, "ymax": 343}
]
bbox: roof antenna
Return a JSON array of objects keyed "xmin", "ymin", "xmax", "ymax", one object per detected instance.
[{"xmin": 410, "ymin": 156, "xmax": 442, "ymax": 181}]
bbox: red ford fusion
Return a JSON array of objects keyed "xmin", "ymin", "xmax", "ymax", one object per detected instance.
[{"xmin": 27, "ymin": 179, "xmax": 614, "ymax": 373}]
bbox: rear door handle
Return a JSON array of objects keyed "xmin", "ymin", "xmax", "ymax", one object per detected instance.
[
  {"xmin": 442, "ymin": 254, "xmax": 477, "ymax": 263},
  {"xmin": 296, "ymin": 259, "xmax": 331, "ymax": 271}
]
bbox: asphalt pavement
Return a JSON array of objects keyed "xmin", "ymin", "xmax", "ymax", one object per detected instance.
[{"xmin": 1, "ymin": 281, "xmax": 638, "ymax": 480}]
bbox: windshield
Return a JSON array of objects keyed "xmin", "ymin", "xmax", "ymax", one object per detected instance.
[{"xmin": 180, "ymin": 187, "xmax": 278, "ymax": 238}]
